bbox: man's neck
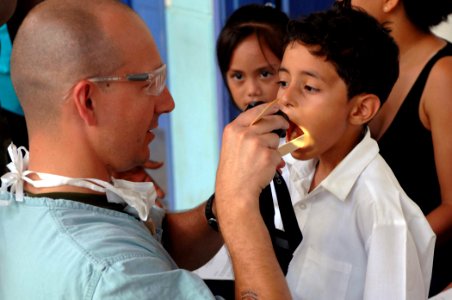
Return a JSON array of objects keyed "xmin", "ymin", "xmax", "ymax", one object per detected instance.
[{"xmin": 26, "ymin": 136, "xmax": 111, "ymax": 184}]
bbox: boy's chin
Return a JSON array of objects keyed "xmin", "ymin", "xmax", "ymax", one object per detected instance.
[{"xmin": 290, "ymin": 150, "xmax": 308, "ymax": 161}]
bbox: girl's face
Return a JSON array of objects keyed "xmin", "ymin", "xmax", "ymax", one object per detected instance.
[{"xmin": 226, "ymin": 34, "xmax": 281, "ymax": 111}]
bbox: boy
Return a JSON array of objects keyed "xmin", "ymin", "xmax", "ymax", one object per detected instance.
[{"xmin": 277, "ymin": 6, "xmax": 435, "ymax": 300}]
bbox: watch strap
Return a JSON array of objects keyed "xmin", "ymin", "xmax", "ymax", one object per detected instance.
[{"xmin": 205, "ymin": 193, "xmax": 218, "ymax": 231}]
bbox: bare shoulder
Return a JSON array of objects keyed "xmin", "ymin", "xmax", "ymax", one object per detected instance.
[
  {"xmin": 425, "ymin": 55, "xmax": 452, "ymax": 93},
  {"xmin": 420, "ymin": 56, "xmax": 452, "ymax": 128}
]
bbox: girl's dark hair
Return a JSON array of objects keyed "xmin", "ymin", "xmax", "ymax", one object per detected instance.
[
  {"xmin": 216, "ymin": 4, "xmax": 289, "ymax": 79},
  {"xmin": 402, "ymin": 0, "xmax": 452, "ymax": 32},
  {"xmin": 337, "ymin": 0, "xmax": 452, "ymax": 32}
]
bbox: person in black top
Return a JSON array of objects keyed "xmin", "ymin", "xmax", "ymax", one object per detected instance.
[{"xmin": 339, "ymin": 0, "xmax": 452, "ymax": 295}]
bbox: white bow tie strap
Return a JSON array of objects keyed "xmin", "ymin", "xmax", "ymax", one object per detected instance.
[
  {"xmin": 0, "ymin": 144, "xmax": 30, "ymax": 203},
  {"xmin": 0, "ymin": 143, "xmax": 157, "ymax": 222}
]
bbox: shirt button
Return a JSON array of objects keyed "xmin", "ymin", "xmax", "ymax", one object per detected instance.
[{"xmin": 299, "ymin": 203, "xmax": 307, "ymax": 210}]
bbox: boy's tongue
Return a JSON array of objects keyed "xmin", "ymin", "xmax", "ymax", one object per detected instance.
[{"xmin": 287, "ymin": 120, "xmax": 304, "ymax": 142}]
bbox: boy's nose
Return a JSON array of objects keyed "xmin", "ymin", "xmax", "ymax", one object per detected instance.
[
  {"xmin": 278, "ymin": 85, "xmax": 297, "ymax": 108},
  {"xmin": 278, "ymin": 93, "xmax": 293, "ymax": 108}
]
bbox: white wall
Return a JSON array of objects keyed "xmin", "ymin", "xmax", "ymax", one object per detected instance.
[
  {"xmin": 166, "ymin": 0, "xmax": 220, "ymax": 210},
  {"xmin": 432, "ymin": 15, "xmax": 452, "ymax": 42}
]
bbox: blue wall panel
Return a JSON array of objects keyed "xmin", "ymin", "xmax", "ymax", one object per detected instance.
[
  {"xmin": 127, "ymin": 0, "xmax": 175, "ymax": 208},
  {"xmin": 283, "ymin": 0, "xmax": 334, "ymax": 19}
]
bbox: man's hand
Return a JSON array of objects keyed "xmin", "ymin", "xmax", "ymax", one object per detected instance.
[
  {"xmin": 214, "ymin": 103, "xmax": 291, "ymax": 299},
  {"xmin": 215, "ymin": 103, "xmax": 288, "ymax": 212},
  {"xmin": 215, "ymin": 102, "xmax": 288, "ymax": 232}
]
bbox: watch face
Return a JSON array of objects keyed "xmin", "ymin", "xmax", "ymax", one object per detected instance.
[
  {"xmin": 205, "ymin": 195, "xmax": 219, "ymax": 231},
  {"xmin": 208, "ymin": 218, "xmax": 219, "ymax": 231}
]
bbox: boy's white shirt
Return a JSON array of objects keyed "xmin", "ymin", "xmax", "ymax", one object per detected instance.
[
  {"xmin": 285, "ymin": 129, "xmax": 435, "ymax": 300},
  {"xmin": 194, "ymin": 130, "xmax": 435, "ymax": 300},
  {"xmin": 428, "ymin": 288, "xmax": 452, "ymax": 300}
]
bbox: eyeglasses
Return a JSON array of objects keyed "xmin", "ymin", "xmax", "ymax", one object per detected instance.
[{"xmin": 88, "ymin": 64, "xmax": 167, "ymax": 96}]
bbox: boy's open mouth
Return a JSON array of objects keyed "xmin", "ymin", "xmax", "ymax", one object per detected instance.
[{"xmin": 287, "ymin": 120, "xmax": 304, "ymax": 142}]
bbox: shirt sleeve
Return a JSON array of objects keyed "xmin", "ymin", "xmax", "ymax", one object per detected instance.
[
  {"xmin": 92, "ymin": 255, "xmax": 216, "ymax": 300},
  {"xmin": 363, "ymin": 200, "xmax": 429, "ymax": 300}
]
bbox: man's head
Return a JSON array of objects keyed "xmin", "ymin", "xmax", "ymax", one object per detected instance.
[
  {"xmin": 11, "ymin": 0, "xmax": 174, "ymax": 174},
  {"xmin": 278, "ymin": 6, "xmax": 399, "ymax": 160}
]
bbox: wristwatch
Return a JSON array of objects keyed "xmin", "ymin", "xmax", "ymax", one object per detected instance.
[{"xmin": 205, "ymin": 193, "xmax": 218, "ymax": 231}]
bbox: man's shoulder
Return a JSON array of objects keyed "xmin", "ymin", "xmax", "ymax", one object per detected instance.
[
  {"xmin": 2, "ymin": 194, "xmax": 175, "ymax": 265},
  {"xmin": 1, "ymin": 194, "xmax": 212, "ymax": 299},
  {"xmin": 42, "ymin": 197, "xmax": 174, "ymax": 266}
]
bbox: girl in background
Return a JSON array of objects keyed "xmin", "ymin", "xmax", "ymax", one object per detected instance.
[
  {"xmin": 194, "ymin": 4, "xmax": 289, "ymax": 298},
  {"xmin": 216, "ymin": 3, "xmax": 288, "ymax": 111}
]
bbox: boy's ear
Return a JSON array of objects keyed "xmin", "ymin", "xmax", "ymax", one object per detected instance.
[
  {"xmin": 71, "ymin": 80, "xmax": 98, "ymax": 126},
  {"xmin": 382, "ymin": 0, "xmax": 399, "ymax": 13},
  {"xmin": 349, "ymin": 94, "xmax": 380, "ymax": 125}
]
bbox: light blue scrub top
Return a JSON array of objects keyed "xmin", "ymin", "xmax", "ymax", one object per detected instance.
[
  {"xmin": 0, "ymin": 24, "xmax": 23, "ymax": 116},
  {"xmin": 0, "ymin": 192, "xmax": 216, "ymax": 299}
]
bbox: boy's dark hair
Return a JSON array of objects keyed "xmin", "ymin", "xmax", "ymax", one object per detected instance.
[
  {"xmin": 286, "ymin": 6, "xmax": 399, "ymax": 104},
  {"xmin": 216, "ymin": 4, "xmax": 289, "ymax": 79}
]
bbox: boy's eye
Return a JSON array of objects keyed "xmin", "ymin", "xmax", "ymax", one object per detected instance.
[{"xmin": 304, "ymin": 85, "xmax": 319, "ymax": 93}]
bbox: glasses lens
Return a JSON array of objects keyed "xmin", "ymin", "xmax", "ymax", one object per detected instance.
[{"xmin": 147, "ymin": 65, "xmax": 166, "ymax": 96}]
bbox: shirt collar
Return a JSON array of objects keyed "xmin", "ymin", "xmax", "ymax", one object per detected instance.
[{"xmin": 288, "ymin": 128, "xmax": 379, "ymax": 202}]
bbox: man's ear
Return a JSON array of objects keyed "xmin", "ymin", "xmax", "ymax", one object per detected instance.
[
  {"xmin": 349, "ymin": 94, "xmax": 380, "ymax": 125},
  {"xmin": 71, "ymin": 80, "xmax": 97, "ymax": 126},
  {"xmin": 382, "ymin": 0, "xmax": 399, "ymax": 13}
]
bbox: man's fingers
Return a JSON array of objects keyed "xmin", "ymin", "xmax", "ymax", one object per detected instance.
[
  {"xmin": 142, "ymin": 160, "xmax": 166, "ymax": 198},
  {"xmin": 144, "ymin": 160, "xmax": 164, "ymax": 169},
  {"xmin": 250, "ymin": 114, "xmax": 289, "ymax": 139}
]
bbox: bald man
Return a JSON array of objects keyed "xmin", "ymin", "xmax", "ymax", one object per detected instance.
[{"xmin": 0, "ymin": 0, "xmax": 291, "ymax": 299}]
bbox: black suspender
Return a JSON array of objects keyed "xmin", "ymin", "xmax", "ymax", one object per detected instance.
[{"xmin": 260, "ymin": 172, "xmax": 302, "ymax": 274}]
